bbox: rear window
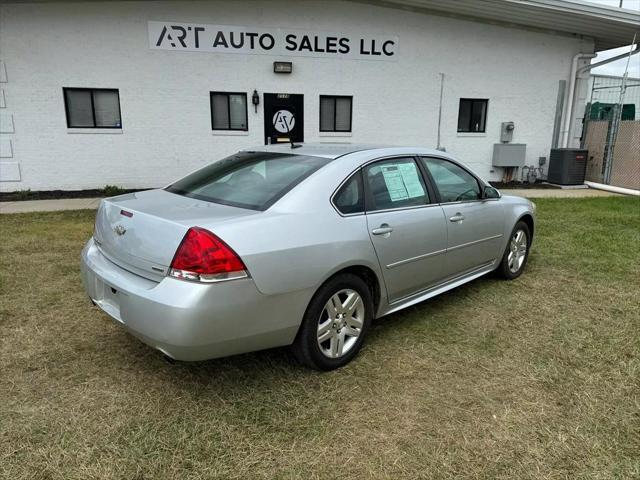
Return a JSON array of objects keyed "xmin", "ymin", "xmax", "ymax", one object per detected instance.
[{"xmin": 166, "ymin": 152, "xmax": 330, "ymax": 211}]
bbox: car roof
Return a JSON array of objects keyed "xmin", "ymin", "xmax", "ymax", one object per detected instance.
[{"xmin": 243, "ymin": 143, "xmax": 448, "ymax": 160}]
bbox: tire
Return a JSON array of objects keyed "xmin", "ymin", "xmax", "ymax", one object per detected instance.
[
  {"xmin": 497, "ymin": 220, "xmax": 531, "ymax": 280},
  {"xmin": 292, "ymin": 273, "xmax": 373, "ymax": 371}
]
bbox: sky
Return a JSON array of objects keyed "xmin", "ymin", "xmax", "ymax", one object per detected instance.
[{"xmin": 583, "ymin": 0, "xmax": 640, "ymax": 77}]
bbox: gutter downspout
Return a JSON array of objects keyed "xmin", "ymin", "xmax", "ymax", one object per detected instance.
[
  {"xmin": 562, "ymin": 44, "xmax": 640, "ymax": 148},
  {"xmin": 561, "ymin": 52, "xmax": 596, "ymax": 148}
]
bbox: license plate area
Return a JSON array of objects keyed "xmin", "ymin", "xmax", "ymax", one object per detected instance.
[{"xmin": 93, "ymin": 277, "xmax": 123, "ymax": 324}]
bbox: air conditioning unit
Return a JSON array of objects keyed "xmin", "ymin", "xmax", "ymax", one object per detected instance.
[{"xmin": 547, "ymin": 149, "xmax": 588, "ymax": 185}]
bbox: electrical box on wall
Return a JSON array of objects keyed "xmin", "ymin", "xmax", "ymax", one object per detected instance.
[
  {"xmin": 492, "ymin": 143, "xmax": 526, "ymax": 167},
  {"xmin": 500, "ymin": 121, "xmax": 515, "ymax": 143}
]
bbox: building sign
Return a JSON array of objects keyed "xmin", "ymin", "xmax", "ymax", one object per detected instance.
[
  {"xmin": 149, "ymin": 21, "xmax": 398, "ymax": 61},
  {"xmin": 273, "ymin": 110, "xmax": 295, "ymax": 133}
]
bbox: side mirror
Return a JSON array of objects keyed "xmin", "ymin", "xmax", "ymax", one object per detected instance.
[{"xmin": 483, "ymin": 185, "xmax": 501, "ymax": 199}]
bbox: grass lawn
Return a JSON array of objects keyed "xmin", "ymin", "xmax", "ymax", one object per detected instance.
[{"xmin": 1, "ymin": 197, "xmax": 639, "ymax": 479}]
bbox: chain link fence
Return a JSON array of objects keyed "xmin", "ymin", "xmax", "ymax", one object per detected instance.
[{"xmin": 582, "ymin": 75, "xmax": 640, "ymax": 190}]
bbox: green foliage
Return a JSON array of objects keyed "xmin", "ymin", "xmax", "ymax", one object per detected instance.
[
  {"xmin": 15, "ymin": 189, "xmax": 32, "ymax": 200},
  {"xmin": 102, "ymin": 185, "xmax": 126, "ymax": 197}
]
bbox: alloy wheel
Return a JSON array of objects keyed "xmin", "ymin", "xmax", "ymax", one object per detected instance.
[
  {"xmin": 317, "ymin": 289, "xmax": 365, "ymax": 359},
  {"xmin": 508, "ymin": 229, "xmax": 528, "ymax": 273}
]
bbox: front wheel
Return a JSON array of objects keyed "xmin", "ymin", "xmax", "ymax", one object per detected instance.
[
  {"xmin": 292, "ymin": 273, "xmax": 373, "ymax": 371},
  {"xmin": 497, "ymin": 221, "xmax": 531, "ymax": 280}
]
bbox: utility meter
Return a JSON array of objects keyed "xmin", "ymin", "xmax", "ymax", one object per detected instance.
[{"xmin": 501, "ymin": 122, "xmax": 515, "ymax": 143}]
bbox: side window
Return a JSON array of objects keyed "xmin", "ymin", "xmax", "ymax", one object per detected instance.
[
  {"xmin": 457, "ymin": 99, "xmax": 488, "ymax": 133},
  {"xmin": 63, "ymin": 88, "xmax": 122, "ymax": 128},
  {"xmin": 421, "ymin": 157, "xmax": 481, "ymax": 203},
  {"xmin": 320, "ymin": 95, "xmax": 353, "ymax": 132},
  {"xmin": 210, "ymin": 92, "xmax": 248, "ymax": 131},
  {"xmin": 333, "ymin": 171, "xmax": 364, "ymax": 214},
  {"xmin": 364, "ymin": 158, "xmax": 429, "ymax": 211}
]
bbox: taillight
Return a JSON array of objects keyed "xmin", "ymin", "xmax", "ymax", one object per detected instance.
[{"xmin": 168, "ymin": 227, "xmax": 248, "ymax": 283}]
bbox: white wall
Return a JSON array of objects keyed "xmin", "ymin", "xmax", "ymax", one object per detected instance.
[{"xmin": 0, "ymin": 0, "xmax": 593, "ymax": 191}]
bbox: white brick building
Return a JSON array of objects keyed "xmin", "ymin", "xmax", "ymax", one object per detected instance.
[{"xmin": 0, "ymin": 0, "xmax": 637, "ymax": 192}]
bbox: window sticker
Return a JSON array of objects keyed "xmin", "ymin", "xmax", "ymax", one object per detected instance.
[{"xmin": 380, "ymin": 162, "xmax": 424, "ymax": 201}]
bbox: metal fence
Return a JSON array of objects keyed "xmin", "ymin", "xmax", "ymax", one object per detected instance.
[{"xmin": 582, "ymin": 75, "xmax": 640, "ymax": 190}]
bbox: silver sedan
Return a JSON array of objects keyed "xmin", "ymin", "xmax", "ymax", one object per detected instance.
[{"xmin": 81, "ymin": 145, "xmax": 535, "ymax": 370}]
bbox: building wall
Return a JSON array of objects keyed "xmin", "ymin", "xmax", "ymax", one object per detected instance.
[{"xmin": 0, "ymin": 0, "xmax": 593, "ymax": 191}]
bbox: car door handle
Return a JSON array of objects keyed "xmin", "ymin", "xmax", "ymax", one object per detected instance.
[
  {"xmin": 371, "ymin": 224, "xmax": 393, "ymax": 235},
  {"xmin": 449, "ymin": 213, "xmax": 465, "ymax": 223}
]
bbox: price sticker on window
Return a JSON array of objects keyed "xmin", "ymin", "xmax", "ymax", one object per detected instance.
[{"xmin": 380, "ymin": 162, "xmax": 424, "ymax": 202}]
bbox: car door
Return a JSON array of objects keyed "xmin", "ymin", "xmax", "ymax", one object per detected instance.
[
  {"xmin": 420, "ymin": 157, "xmax": 504, "ymax": 278},
  {"xmin": 363, "ymin": 157, "xmax": 448, "ymax": 303}
]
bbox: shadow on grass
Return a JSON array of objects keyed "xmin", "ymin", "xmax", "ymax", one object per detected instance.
[{"xmin": 106, "ymin": 272, "xmax": 503, "ymax": 392}]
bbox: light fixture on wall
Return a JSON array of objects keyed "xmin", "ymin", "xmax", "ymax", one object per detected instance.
[
  {"xmin": 273, "ymin": 61, "xmax": 293, "ymax": 74},
  {"xmin": 252, "ymin": 90, "xmax": 260, "ymax": 113}
]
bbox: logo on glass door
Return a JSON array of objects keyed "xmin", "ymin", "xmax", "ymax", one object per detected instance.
[{"xmin": 273, "ymin": 110, "xmax": 295, "ymax": 133}]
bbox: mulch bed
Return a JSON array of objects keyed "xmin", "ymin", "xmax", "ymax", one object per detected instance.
[
  {"xmin": 0, "ymin": 188, "xmax": 150, "ymax": 202},
  {"xmin": 490, "ymin": 182, "xmax": 561, "ymax": 190}
]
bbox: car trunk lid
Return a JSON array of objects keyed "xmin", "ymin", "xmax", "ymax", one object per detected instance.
[{"xmin": 94, "ymin": 189, "xmax": 256, "ymax": 281}]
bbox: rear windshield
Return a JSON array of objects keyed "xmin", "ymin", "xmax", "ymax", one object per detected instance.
[{"xmin": 166, "ymin": 152, "xmax": 330, "ymax": 211}]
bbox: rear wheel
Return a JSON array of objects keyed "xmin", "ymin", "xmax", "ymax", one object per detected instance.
[
  {"xmin": 497, "ymin": 221, "xmax": 531, "ymax": 279},
  {"xmin": 292, "ymin": 273, "xmax": 373, "ymax": 370}
]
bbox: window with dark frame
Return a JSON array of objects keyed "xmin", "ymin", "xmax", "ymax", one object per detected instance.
[
  {"xmin": 320, "ymin": 95, "xmax": 352, "ymax": 132},
  {"xmin": 333, "ymin": 171, "xmax": 364, "ymax": 215},
  {"xmin": 457, "ymin": 98, "xmax": 488, "ymax": 133},
  {"xmin": 63, "ymin": 88, "xmax": 122, "ymax": 128},
  {"xmin": 210, "ymin": 92, "xmax": 248, "ymax": 131}
]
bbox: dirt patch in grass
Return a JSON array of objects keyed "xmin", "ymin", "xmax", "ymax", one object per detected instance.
[{"xmin": 1, "ymin": 197, "xmax": 639, "ymax": 479}]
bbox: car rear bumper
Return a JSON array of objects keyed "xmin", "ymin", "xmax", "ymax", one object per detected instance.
[{"xmin": 80, "ymin": 238, "xmax": 305, "ymax": 361}]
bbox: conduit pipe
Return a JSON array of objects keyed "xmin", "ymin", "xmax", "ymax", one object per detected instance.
[
  {"xmin": 561, "ymin": 52, "xmax": 596, "ymax": 148},
  {"xmin": 585, "ymin": 181, "xmax": 640, "ymax": 197}
]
